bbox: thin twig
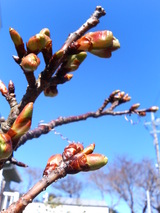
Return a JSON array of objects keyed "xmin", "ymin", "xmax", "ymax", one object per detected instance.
[{"xmin": 17, "ymin": 106, "xmax": 152, "ymax": 149}]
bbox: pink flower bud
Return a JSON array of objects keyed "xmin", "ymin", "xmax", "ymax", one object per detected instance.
[
  {"xmin": 0, "ymin": 133, "xmax": 12, "ymax": 160},
  {"xmin": 20, "ymin": 53, "xmax": 40, "ymax": 72}
]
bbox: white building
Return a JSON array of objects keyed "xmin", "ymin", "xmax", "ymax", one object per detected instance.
[
  {"xmin": 0, "ymin": 162, "xmax": 21, "ymax": 211},
  {"xmin": 24, "ymin": 197, "xmax": 109, "ymax": 213}
]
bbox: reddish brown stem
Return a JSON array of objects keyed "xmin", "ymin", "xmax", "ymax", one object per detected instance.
[{"xmin": 2, "ymin": 165, "xmax": 66, "ymax": 213}]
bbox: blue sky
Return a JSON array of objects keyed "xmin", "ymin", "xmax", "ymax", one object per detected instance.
[{"xmin": 1, "ymin": 0, "xmax": 160, "ymax": 212}]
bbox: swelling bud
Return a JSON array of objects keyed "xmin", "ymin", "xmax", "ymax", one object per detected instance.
[
  {"xmin": 7, "ymin": 102, "xmax": 33, "ymax": 148},
  {"xmin": 20, "ymin": 53, "xmax": 40, "ymax": 72},
  {"xmin": 0, "ymin": 133, "xmax": 12, "ymax": 160}
]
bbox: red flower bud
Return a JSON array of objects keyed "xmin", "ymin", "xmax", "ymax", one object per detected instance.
[
  {"xmin": 62, "ymin": 143, "xmax": 84, "ymax": 161},
  {"xmin": 43, "ymin": 154, "xmax": 62, "ymax": 176}
]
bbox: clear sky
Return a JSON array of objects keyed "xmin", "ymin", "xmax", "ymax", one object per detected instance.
[{"xmin": 0, "ymin": 0, "xmax": 160, "ymax": 212}]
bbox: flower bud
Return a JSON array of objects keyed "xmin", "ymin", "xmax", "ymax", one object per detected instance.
[
  {"xmin": 82, "ymin": 143, "xmax": 95, "ymax": 155},
  {"xmin": 129, "ymin": 103, "xmax": 140, "ymax": 111},
  {"xmin": 0, "ymin": 80, "xmax": 8, "ymax": 95},
  {"xmin": 89, "ymin": 36, "xmax": 120, "ymax": 58},
  {"xmin": 20, "ymin": 53, "xmax": 40, "ymax": 72},
  {"xmin": 27, "ymin": 33, "xmax": 52, "ymax": 54},
  {"xmin": 122, "ymin": 94, "xmax": 131, "ymax": 102},
  {"xmin": 64, "ymin": 52, "xmax": 87, "ymax": 72},
  {"xmin": 109, "ymin": 90, "xmax": 120, "ymax": 99},
  {"xmin": 9, "ymin": 28, "xmax": 26, "ymax": 58},
  {"xmin": 66, "ymin": 153, "xmax": 108, "ymax": 174},
  {"xmin": 62, "ymin": 143, "xmax": 84, "ymax": 161},
  {"xmin": 0, "ymin": 133, "xmax": 12, "ymax": 160},
  {"xmin": 77, "ymin": 31, "xmax": 113, "ymax": 51},
  {"xmin": 75, "ymin": 31, "xmax": 120, "ymax": 58},
  {"xmin": 139, "ymin": 111, "xmax": 146, "ymax": 117},
  {"xmin": 84, "ymin": 154, "xmax": 108, "ymax": 171},
  {"xmin": 64, "ymin": 74, "xmax": 73, "ymax": 81},
  {"xmin": 39, "ymin": 28, "xmax": 50, "ymax": 37},
  {"xmin": 89, "ymin": 49, "xmax": 112, "ymax": 58},
  {"xmin": 7, "ymin": 102, "xmax": 33, "ymax": 148},
  {"xmin": 112, "ymin": 37, "xmax": 121, "ymax": 51},
  {"xmin": 146, "ymin": 106, "xmax": 159, "ymax": 113},
  {"xmin": 43, "ymin": 154, "xmax": 62, "ymax": 176},
  {"xmin": 9, "ymin": 28, "xmax": 23, "ymax": 47},
  {"xmin": 44, "ymin": 86, "xmax": 58, "ymax": 97},
  {"xmin": 119, "ymin": 91, "xmax": 125, "ymax": 98},
  {"xmin": 8, "ymin": 80, "xmax": 15, "ymax": 94}
]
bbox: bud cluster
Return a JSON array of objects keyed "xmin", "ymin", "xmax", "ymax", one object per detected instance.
[
  {"xmin": 27, "ymin": 28, "xmax": 52, "ymax": 55},
  {"xmin": 9, "ymin": 28, "xmax": 52, "ymax": 73},
  {"xmin": 43, "ymin": 142, "xmax": 108, "ymax": 176},
  {"xmin": 109, "ymin": 90, "xmax": 131, "ymax": 103},
  {"xmin": 0, "ymin": 103, "xmax": 33, "ymax": 160},
  {"xmin": 75, "ymin": 30, "xmax": 120, "ymax": 58}
]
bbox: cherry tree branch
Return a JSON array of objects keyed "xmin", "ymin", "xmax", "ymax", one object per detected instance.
[
  {"xmin": 2, "ymin": 143, "xmax": 107, "ymax": 213},
  {"xmin": 1, "ymin": 166, "xmax": 66, "ymax": 213},
  {"xmin": 19, "ymin": 6, "xmax": 106, "ymax": 111},
  {"xmin": 0, "ymin": 6, "xmax": 106, "ymax": 133},
  {"xmin": 17, "ymin": 90, "xmax": 158, "ymax": 149}
]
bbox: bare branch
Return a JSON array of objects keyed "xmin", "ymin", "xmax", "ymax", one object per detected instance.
[{"xmin": 16, "ymin": 89, "xmax": 158, "ymax": 149}]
